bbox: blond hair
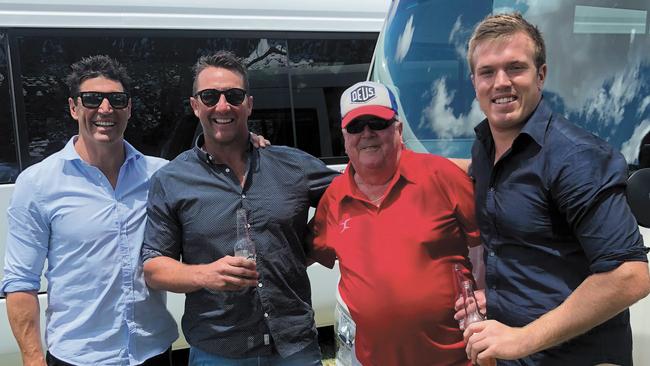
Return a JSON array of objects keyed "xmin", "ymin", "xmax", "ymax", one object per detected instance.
[{"xmin": 467, "ymin": 13, "xmax": 546, "ymax": 73}]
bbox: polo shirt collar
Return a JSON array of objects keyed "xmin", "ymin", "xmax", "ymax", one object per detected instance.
[{"xmin": 340, "ymin": 147, "xmax": 417, "ymax": 203}]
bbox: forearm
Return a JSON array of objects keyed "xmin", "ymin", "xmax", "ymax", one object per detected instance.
[
  {"xmin": 6, "ymin": 291, "xmax": 46, "ymax": 366},
  {"xmin": 523, "ymin": 261, "xmax": 650, "ymax": 354},
  {"xmin": 143, "ymin": 256, "xmax": 205, "ymax": 293}
]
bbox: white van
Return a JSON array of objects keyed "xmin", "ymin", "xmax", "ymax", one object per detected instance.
[
  {"xmin": 364, "ymin": 0, "xmax": 650, "ymax": 365},
  {"xmin": 0, "ymin": 0, "xmax": 390, "ymax": 363}
]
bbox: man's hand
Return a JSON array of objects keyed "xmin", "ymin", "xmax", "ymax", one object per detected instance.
[
  {"xmin": 198, "ymin": 255, "xmax": 259, "ymax": 291},
  {"xmin": 250, "ymin": 132, "xmax": 271, "ymax": 148},
  {"xmin": 454, "ymin": 288, "xmax": 486, "ymax": 329},
  {"xmin": 464, "ymin": 320, "xmax": 532, "ymax": 365}
]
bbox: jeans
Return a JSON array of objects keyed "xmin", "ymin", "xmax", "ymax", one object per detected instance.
[
  {"xmin": 46, "ymin": 348, "xmax": 172, "ymax": 366},
  {"xmin": 188, "ymin": 341, "xmax": 322, "ymax": 366}
]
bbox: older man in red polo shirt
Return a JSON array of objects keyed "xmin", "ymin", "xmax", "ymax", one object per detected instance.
[{"xmin": 310, "ymin": 81, "xmax": 480, "ymax": 366}]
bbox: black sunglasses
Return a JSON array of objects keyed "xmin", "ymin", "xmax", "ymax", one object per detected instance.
[
  {"xmin": 345, "ymin": 118, "xmax": 395, "ymax": 134},
  {"xmin": 195, "ymin": 88, "xmax": 247, "ymax": 107},
  {"xmin": 76, "ymin": 91, "xmax": 130, "ymax": 109}
]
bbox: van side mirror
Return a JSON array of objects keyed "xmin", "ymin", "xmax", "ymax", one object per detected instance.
[
  {"xmin": 627, "ymin": 168, "xmax": 650, "ymax": 228},
  {"xmin": 639, "ymin": 144, "xmax": 650, "ymax": 169}
]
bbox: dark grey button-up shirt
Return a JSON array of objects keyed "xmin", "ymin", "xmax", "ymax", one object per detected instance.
[{"xmin": 142, "ymin": 137, "xmax": 337, "ymax": 358}]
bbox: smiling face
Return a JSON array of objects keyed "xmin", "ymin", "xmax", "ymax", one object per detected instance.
[
  {"xmin": 343, "ymin": 116, "xmax": 403, "ymax": 174},
  {"xmin": 190, "ymin": 66, "xmax": 252, "ymax": 149},
  {"xmin": 69, "ymin": 76, "xmax": 131, "ymax": 149},
  {"xmin": 471, "ymin": 31, "xmax": 546, "ymax": 135}
]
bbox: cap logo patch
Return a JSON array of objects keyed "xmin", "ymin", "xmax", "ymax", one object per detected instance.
[{"xmin": 350, "ymin": 86, "xmax": 376, "ymax": 103}]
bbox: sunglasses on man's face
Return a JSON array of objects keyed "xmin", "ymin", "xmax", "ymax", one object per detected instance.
[
  {"xmin": 345, "ymin": 118, "xmax": 395, "ymax": 134},
  {"xmin": 195, "ymin": 88, "xmax": 247, "ymax": 107},
  {"xmin": 77, "ymin": 92, "xmax": 130, "ymax": 109}
]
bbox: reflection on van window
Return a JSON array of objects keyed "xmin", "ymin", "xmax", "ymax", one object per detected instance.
[
  {"xmin": 12, "ymin": 32, "xmax": 376, "ymax": 171},
  {"xmin": 289, "ymin": 38, "xmax": 377, "ymax": 158},
  {"xmin": 373, "ymin": 0, "xmax": 650, "ymax": 167},
  {"xmin": 0, "ymin": 33, "xmax": 18, "ymax": 183}
]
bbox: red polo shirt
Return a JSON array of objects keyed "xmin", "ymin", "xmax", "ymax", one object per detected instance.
[{"xmin": 312, "ymin": 149, "xmax": 479, "ymax": 366}]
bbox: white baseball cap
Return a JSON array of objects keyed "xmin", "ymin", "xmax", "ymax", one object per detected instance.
[{"xmin": 340, "ymin": 81, "xmax": 398, "ymax": 128}]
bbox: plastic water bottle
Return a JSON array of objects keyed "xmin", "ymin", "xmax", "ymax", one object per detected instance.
[{"xmin": 234, "ymin": 208, "xmax": 256, "ymax": 261}]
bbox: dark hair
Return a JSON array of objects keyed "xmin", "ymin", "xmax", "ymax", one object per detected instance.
[
  {"xmin": 192, "ymin": 50, "xmax": 249, "ymax": 94},
  {"xmin": 65, "ymin": 55, "xmax": 131, "ymax": 97},
  {"xmin": 468, "ymin": 12, "xmax": 546, "ymax": 73}
]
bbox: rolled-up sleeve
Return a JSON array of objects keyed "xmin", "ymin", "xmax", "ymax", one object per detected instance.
[
  {"xmin": 554, "ymin": 144, "xmax": 648, "ymax": 273},
  {"xmin": 142, "ymin": 172, "xmax": 182, "ymax": 262},
  {"xmin": 1, "ymin": 174, "xmax": 50, "ymax": 296}
]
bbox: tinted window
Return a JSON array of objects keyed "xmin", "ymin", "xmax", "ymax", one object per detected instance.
[
  {"xmin": 13, "ymin": 32, "xmax": 376, "ymax": 167},
  {"xmin": 373, "ymin": 0, "xmax": 650, "ymax": 167},
  {"xmin": 0, "ymin": 32, "xmax": 18, "ymax": 183},
  {"xmin": 289, "ymin": 38, "xmax": 377, "ymax": 159}
]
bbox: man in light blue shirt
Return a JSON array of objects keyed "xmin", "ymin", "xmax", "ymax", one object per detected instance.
[{"xmin": 0, "ymin": 55, "xmax": 178, "ymax": 365}]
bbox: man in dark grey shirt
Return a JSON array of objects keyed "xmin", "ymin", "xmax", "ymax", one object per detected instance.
[{"xmin": 141, "ymin": 51, "xmax": 337, "ymax": 365}]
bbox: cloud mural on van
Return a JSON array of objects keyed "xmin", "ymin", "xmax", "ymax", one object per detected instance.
[
  {"xmin": 395, "ymin": 15, "xmax": 414, "ymax": 64},
  {"xmin": 519, "ymin": 3, "xmax": 650, "ymax": 164},
  {"xmin": 419, "ymin": 78, "xmax": 482, "ymax": 139},
  {"xmin": 621, "ymin": 119, "xmax": 650, "ymax": 164},
  {"xmin": 376, "ymin": 0, "xmax": 650, "ymax": 164}
]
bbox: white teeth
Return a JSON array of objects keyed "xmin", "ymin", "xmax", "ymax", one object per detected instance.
[
  {"xmin": 94, "ymin": 121, "xmax": 115, "ymax": 127},
  {"xmin": 494, "ymin": 97, "xmax": 516, "ymax": 104},
  {"xmin": 213, "ymin": 118, "xmax": 233, "ymax": 124}
]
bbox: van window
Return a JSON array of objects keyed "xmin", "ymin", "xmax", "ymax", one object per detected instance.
[
  {"xmin": 289, "ymin": 38, "xmax": 377, "ymax": 160},
  {"xmin": 372, "ymin": 0, "xmax": 650, "ymax": 168},
  {"xmin": 0, "ymin": 32, "xmax": 18, "ymax": 183},
  {"xmin": 11, "ymin": 31, "xmax": 377, "ymax": 173}
]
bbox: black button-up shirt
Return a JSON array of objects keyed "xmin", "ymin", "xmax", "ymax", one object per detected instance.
[
  {"xmin": 142, "ymin": 137, "xmax": 337, "ymax": 358},
  {"xmin": 471, "ymin": 99, "xmax": 648, "ymax": 365}
]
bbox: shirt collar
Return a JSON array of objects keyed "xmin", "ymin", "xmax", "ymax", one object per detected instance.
[
  {"xmin": 339, "ymin": 148, "xmax": 417, "ymax": 202},
  {"xmin": 474, "ymin": 97, "xmax": 552, "ymax": 149},
  {"xmin": 59, "ymin": 135, "xmax": 142, "ymax": 163},
  {"xmin": 518, "ymin": 97, "xmax": 552, "ymax": 147},
  {"xmin": 193, "ymin": 133, "xmax": 257, "ymax": 171}
]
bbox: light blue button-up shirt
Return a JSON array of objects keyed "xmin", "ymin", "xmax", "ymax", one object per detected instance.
[{"xmin": 1, "ymin": 137, "xmax": 178, "ymax": 365}]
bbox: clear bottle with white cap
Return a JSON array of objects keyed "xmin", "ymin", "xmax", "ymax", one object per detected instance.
[{"xmin": 234, "ymin": 208, "xmax": 256, "ymax": 261}]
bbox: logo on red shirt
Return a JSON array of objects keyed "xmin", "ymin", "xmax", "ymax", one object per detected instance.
[{"xmin": 339, "ymin": 218, "xmax": 352, "ymax": 233}]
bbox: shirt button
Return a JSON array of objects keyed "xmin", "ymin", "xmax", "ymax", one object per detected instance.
[
  {"xmin": 489, "ymin": 187, "xmax": 495, "ymax": 192},
  {"xmin": 246, "ymin": 223, "xmax": 251, "ymax": 229},
  {"xmin": 242, "ymin": 194, "xmax": 246, "ymax": 199},
  {"xmin": 489, "ymin": 251, "xmax": 495, "ymax": 257},
  {"xmin": 258, "ymin": 283, "xmax": 263, "ymax": 288},
  {"xmin": 225, "ymin": 168, "xmax": 230, "ymax": 173},
  {"xmin": 264, "ymin": 312, "xmax": 269, "ymax": 318}
]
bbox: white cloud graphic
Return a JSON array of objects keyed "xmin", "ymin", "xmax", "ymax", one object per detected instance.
[
  {"xmin": 419, "ymin": 78, "xmax": 484, "ymax": 138},
  {"xmin": 395, "ymin": 15, "xmax": 414, "ymax": 64},
  {"xmin": 621, "ymin": 119, "xmax": 650, "ymax": 164},
  {"xmin": 581, "ymin": 65, "xmax": 641, "ymax": 127},
  {"xmin": 638, "ymin": 96, "xmax": 650, "ymax": 117}
]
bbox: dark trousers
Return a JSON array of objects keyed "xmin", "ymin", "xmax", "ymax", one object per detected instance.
[{"xmin": 46, "ymin": 348, "xmax": 172, "ymax": 366}]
